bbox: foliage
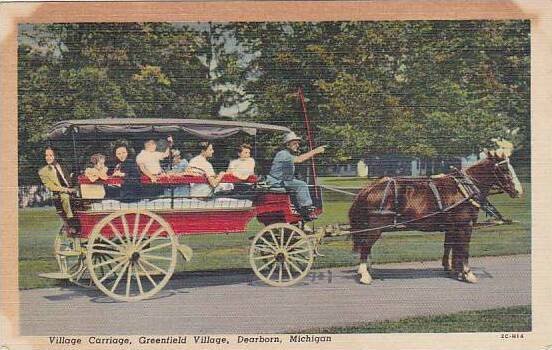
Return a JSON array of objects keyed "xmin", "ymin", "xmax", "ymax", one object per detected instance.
[{"xmin": 18, "ymin": 21, "xmax": 530, "ymax": 184}]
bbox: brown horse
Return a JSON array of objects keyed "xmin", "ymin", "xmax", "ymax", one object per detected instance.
[{"xmin": 349, "ymin": 149, "xmax": 523, "ymax": 284}]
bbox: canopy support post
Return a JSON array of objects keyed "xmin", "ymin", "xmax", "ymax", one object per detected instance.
[{"xmin": 71, "ymin": 128, "xmax": 79, "ymax": 176}]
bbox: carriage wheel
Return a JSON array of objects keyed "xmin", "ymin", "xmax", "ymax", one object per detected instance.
[
  {"xmin": 86, "ymin": 210, "xmax": 178, "ymax": 302},
  {"xmin": 53, "ymin": 226, "xmax": 96, "ymax": 288},
  {"xmin": 249, "ymin": 223, "xmax": 314, "ymax": 287}
]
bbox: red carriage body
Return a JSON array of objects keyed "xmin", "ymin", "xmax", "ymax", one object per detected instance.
[{"xmin": 44, "ymin": 118, "xmax": 323, "ymax": 301}]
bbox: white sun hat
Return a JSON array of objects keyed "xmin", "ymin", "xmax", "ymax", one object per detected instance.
[{"xmin": 283, "ymin": 132, "xmax": 302, "ymax": 144}]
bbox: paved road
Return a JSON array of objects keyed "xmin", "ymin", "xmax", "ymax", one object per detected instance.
[{"xmin": 20, "ymin": 255, "xmax": 530, "ymax": 335}]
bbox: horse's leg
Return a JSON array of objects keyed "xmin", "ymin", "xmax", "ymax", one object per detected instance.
[
  {"xmin": 454, "ymin": 224, "xmax": 478, "ymax": 283},
  {"xmin": 358, "ymin": 230, "xmax": 382, "ymax": 285},
  {"xmin": 357, "ymin": 243, "xmax": 372, "ymax": 285},
  {"xmin": 442, "ymin": 229, "xmax": 454, "ymax": 272},
  {"xmin": 461, "ymin": 224, "xmax": 477, "ymax": 283}
]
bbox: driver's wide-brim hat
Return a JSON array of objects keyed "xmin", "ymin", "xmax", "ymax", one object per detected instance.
[{"xmin": 283, "ymin": 132, "xmax": 302, "ymax": 144}]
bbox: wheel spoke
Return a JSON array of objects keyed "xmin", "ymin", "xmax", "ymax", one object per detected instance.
[
  {"xmin": 284, "ymin": 262, "xmax": 293, "ymax": 280},
  {"xmin": 132, "ymin": 213, "xmax": 140, "ymax": 245},
  {"xmin": 99, "ymin": 235, "xmax": 121, "ymax": 250},
  {"xmin": 93, "ymin": 255, "xmax": 125, "ymax": 269},
  {"xmin": 137, "ymin": 260, "xmax": 157, "ymax": 287},
  {"xmin": 258, "ymin": 236, "xmax": 278, "ymax": 252},
  {"xmin": 269, "ymin": 230, "xmax": 280, "ymax": 249},
  {"xmin": 140, "ymin": 242, "xmax": 173, "ymax": 254},
  {"xmin": 93, "ymin": 243, "xmax": 119, "ymax": 250},
  {"xmin": 140, "ymin": 257, "xmax": 168, "ymax": 276},
  {"xmin": 121, "ymin": 214, "xmax": 130, "ymax": 239},
  {"xmin": 134, "ymin": 265, "xmax": 144, "ymax": 295},
  {"xmin": 280, "ymin": 227, "xmax": 285, "ymax": 247},
  {"xmin": 109, "ymin": 261, "xmax": 130, "ymax": 291},
  {"xmin": 91, "ymin": 249, "xmax": 125, "ymax": 256},
  {"xmin": 99, "ymin": 259, "xmax": 128, "ymax": 283},
  {"xmin": 278, "ymin": 263, "xmax": 283, "ymax": 283},
  {"xmin": 254, "ymin": 246, "xmax": 275, "ymax": 254},
  {"xmin": 257, "ymin": 258, "xmax": 276, "ymax": 272},
  {"xmin": 137, "ymin": 218, "xmax": 154, "ymax": 246},
  {"xmin": 287, "ymin": 254, "xmax": 310, "ymax": 265},
  {"xmin": 266, "ymin": 263, "xmax": 278, "ymax": 280},
  {"xmin": 125, "ymin": 264, "xmax": 132, "ymax": 297},
  {"xmin": 141, "ymin": 254, "xmax": 173, "ymax": 261},
  {"xmin": 287, "ymin": 259, "xmax": 304, "ymax": 274},
  {"xmin": 287, "ymin": 248, "xmax": 311, "ymax": 256},
  {"xmin": 288, "ymin": 238, "xmax": 309, "ymax": 250},
  {"xmin": 284, "ymin": 230, "xmax": 297, "ymax": 248},
  {"xmin": 137, "ymin": 227, "xmax": 166, "ymax": 251},
  {"xmin": 108, "ymin": 222, "xmax": 126, "ymax": 247},
  {"xmin": 253, "ymin": 254, "xmax": 274, "ymax": 260}
]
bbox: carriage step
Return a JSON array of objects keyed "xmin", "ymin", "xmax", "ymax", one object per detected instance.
[
  {"xmin": 58, "ymin": 250, "xmax": 82, "ymax": 257},
  {"xmin": 38, "ymin": 272, "xmax": 71, "ymax": 280}
]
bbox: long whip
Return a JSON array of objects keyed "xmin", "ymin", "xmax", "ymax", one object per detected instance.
[{"xmin": 298, "ymin": 87, "xmax": 320, "ymax": 201}]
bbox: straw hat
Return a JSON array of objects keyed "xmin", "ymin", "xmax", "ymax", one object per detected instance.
[{"xmin": 283, "ymin": 132, "xmax": 302, "ymax": 144}]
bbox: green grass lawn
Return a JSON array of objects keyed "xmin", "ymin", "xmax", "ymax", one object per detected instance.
[
  {"xmin": 297, "ymin": 305, "xmax": 531, "ymax": 333},
  {"xmin": 18, "ymin": 179, "xmax": 531, "ymax": 290}
]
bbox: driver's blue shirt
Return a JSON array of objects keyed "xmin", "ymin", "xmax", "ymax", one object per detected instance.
[
  {"xmin": 267, "ymin": 149, "xmax": 313, "ymax": 208},
  {"xmin": 268, "ymin": 149, "xmax": 296, "ymax": 182}
]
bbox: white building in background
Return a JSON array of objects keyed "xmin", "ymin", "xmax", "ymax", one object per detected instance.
[{"xmin": 357, "ymin": 160, "xmax": 368, "ymax": 177}]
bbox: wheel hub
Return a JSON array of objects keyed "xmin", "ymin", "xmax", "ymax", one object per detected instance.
[
  {"xmin": 130, "ymin": 251, "xmax": 140, "ymax": 263},
  {"xmin": 275, "ymin": 252, "xmax": 285, "ymax": 263}
]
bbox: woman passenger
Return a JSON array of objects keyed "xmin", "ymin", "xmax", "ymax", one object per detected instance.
[
  {"xmin": 227, "ymin": 143, "xmax": 255, "ymax": 181},
  {"xmin": 110, "ymin": 144, "xmax": 142, "ymax": 202}
]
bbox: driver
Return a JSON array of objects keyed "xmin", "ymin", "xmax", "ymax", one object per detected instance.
[{"xmin": 266, "ymin": 132, "xmax": 325, "ymax": 218}]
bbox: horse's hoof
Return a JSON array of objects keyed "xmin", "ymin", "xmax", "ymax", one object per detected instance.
[
  {"xmin": 463, "ymin": 271, "xmax": 478, "ymax": 283},
  {"xmin": 457, "ymin": 271, "xmax": 478, "ymax": 283},
  {"xmin": 359, "ymin": 274, "xmax": 372, "ymax": 285}
]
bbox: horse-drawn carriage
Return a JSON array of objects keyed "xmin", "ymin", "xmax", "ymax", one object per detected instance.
[
  {"xmin": 39, "ymin": 118, "xmax": 523, "ymax": 302},
  {"xmin": 40, "ymin": 118, "xmax": 325, "ymax": 301}
]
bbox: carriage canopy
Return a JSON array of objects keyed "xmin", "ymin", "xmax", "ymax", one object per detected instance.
[{"xmin": 47, "ymin": 118, "xmax": 292, "ymax": 140}]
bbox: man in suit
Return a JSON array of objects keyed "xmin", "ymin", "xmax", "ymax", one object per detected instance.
[{"xmin": 38, "ymin": 147, "xmax": 77, "ymax": 229}]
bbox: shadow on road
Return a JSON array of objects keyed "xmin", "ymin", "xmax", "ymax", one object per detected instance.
[
  {"xmin": 40, "ymin": 266, "xmax": 493, "ymax": 303},
  {"xmin": 339, "ymin": 266, "xmax": 492, "ymax": 282}
]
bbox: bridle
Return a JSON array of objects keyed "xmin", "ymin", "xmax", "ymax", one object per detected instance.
[
  {"xmin": 461, "ymin": 157, "xmax": 512, "ymax": 196},
  {"xmin": 492, "ymin": 158, "xmax": 514, "ymax": 194}
]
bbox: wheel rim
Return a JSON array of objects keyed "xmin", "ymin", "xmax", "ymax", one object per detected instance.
[
  {"xmin": 249, "ymin": 223, "xmax": 314, "ymax": 287},
  {"xmin": 86, "ymin": 210, "xmax": 177, "ymax": 302}
]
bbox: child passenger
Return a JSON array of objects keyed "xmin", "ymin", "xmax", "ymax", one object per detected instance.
[{"xmin": 136, "ymin": 135, "xmax": 174, "ymax": 183}]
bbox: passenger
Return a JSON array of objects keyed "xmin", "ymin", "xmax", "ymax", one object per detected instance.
[
  {"xmin": 266, "ymin": 132, "xmax": 325, "ymax": 218},
  {"xmin": 110, "ymin": 143, "xmax": 142, "ymax": 202},
  {"xmin": 164, "ymin": 149, "xmax": 193, "ymax": 197},
  {"xmin": 38, "ymin": 146, "xmax": 78, "ymax": 232},
  {"xmin": 136, "ymin": 136, "xmax": 174, "ymax": 183},
  {"xmin": 82, "ymin": 153, "xmax": 109, "ymax": 199},
  {"xmin": 167, "ymin": 149, "xmax": 189, "ymax": 173},
  {"xmin": 84, "ymin": 153, "xmax": 109, "ymax": 182},
  {"xmin": 227, "ymin": 143, "xmax": 255, "ymax": 181},
  {"xmin": 187, "ymin": 141, "xmax": 226, "ymax": 197}
]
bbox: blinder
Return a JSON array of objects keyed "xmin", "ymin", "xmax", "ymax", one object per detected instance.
[{"xmin": 493, "ymin": 158, "xmax": 513, "ymax": 192}]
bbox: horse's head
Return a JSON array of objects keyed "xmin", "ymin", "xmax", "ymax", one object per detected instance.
[{"xmin": 482, "ymin": 139, "xmax": 523, "ymax": 198}]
